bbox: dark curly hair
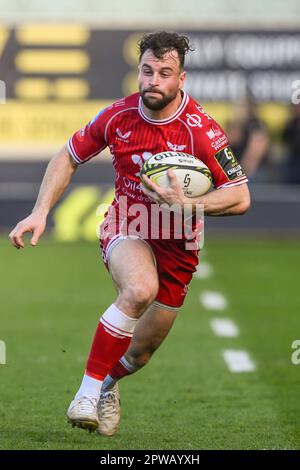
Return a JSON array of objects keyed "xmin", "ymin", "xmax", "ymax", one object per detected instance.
[{"xmin": 138, "ymin": 31, "xmax": 193, "ymax": 70}]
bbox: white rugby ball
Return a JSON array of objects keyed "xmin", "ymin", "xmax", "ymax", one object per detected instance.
[{"xmin": 140, "ymin": 151, "xmax": 212, "ymax": 198}]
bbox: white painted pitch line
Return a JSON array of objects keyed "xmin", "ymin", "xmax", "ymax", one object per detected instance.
[
  {"xmin": 210, "ymin": 318, "xmax": 239, "ymax": 338},
  {"xmin": 200, "ymin": 291, "xmax": 228, "ymax": 310},
  {"xmin": 222, "ymin": 349, "xmax": 256, "ymax": 373},
  {"xmin": 194, "ymin": 262, "xmax": 214, "ymax": 279}
]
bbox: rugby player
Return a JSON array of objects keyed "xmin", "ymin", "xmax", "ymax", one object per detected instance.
[{"xmin": 9, "ymin": 31, "xmax": 250, "ymax": 436}]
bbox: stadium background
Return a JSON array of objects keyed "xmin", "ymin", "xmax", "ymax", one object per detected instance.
[{"xmin": 0, "ymin": 0, "xmax": 300, "ymax": 450}]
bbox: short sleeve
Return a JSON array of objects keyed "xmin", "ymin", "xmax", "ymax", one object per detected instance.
[
  {"xmin": 197, "ymin": 120, "xmax": 248, "ymax": 189},
  {"xmin": 67, "ymin": 108, "xmax": 108, "ymax": 164}
]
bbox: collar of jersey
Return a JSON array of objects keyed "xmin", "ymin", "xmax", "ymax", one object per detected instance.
[{"xmin": 138, "ymin": 90, "xmax": 189, "ymax": 125}]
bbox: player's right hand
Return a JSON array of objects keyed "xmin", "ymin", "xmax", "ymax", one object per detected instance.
[{"xmin": 9, "ymin": 213, "xmax": 47, "ymax": 249}]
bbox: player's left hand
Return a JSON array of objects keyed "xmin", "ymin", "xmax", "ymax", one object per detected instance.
[{"xmin": 141, "ymin": 170, "xmax": 188, "ymax": 207}]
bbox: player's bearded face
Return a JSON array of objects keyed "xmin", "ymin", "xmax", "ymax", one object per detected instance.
[
  {"xmin": 138, "ymin": 49, "xmax": 185, "ymax": 111},
  {"xmin": 140, "ymin": 86, "xmax": 178, "ymax": 111}
]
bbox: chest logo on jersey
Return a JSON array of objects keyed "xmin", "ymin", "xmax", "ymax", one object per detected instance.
[
  {"xmin": 167, "ymin": 141, "xmax": 186, "ymax": 152},
  {"xmin": 186, "ymin": 113, "xmax": 203, "ymax": 128},
  {"xmin": 116, "ymin": 128, "xmax": 132, "ymax": 143}
]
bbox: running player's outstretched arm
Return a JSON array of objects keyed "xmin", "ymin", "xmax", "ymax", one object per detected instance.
[{"xmin": 9, "ymin": 145, "xmax": 77, "ymax": 249}]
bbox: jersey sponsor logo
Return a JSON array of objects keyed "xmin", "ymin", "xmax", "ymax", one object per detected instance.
[
  {"xmin": 227, "ymin": 166, "xmax": 243, "ymax": 177},
  {"xmin": 210, "ymin": 134, "xmax": 228, "ymax": 151},
  {"xmin": 206, "ymin": 124, "xmax": 223, "ymax": 140},
  {"xmin": 222, "ymin": 147, "xmax": 238, "ymax": 164},
  {"xmin": 224, "ymin": 147, "xmax": 236, "ymax": 161},
  {"xmin": 167, "ymin": 141, "xmax": 186, "ymax": 152},
  {"xmin": 131, "ymin": 152, "xmax": 153, "ymax": 176},
  {"xmin": 214, "ymin": 146, "xmax": 243, "ymax": 180},
  {"xmin": 206, "ymin": 129, "xmax": 215, "ymax": 140},
  {"xmin": 116, "ymin": 128, "xmax": 132, "ymax": 143},
  {"xmin": 186, "ymin": 113, "xmax": 203, "ymax": 128}
]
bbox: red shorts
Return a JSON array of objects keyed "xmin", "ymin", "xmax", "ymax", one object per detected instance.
[{"xmin": 99, "ymin": 230, "xmax": 199, "ymax": 311}]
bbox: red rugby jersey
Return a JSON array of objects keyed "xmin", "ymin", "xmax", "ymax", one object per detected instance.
[{"xmin": 67, "ymin": 91, "xmax": 248, "ymax": 240}]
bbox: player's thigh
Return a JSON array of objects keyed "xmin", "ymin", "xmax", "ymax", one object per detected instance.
[
  {"xmin": 128, "ymin": 303, "xmax": 178, "ymax": 357},
  {"xmin": 108, "ymin": 237, "xmax": 158, "ymax": 295}
]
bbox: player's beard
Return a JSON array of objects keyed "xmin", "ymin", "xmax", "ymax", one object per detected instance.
[{"xmin": 140, "ymin": 87, "xmax": 179, "ymax": 111}]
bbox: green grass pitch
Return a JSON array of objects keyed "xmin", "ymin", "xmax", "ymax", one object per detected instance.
[{"xmin": 0, "ymin": 236, "xmax": 300, "ymax": 450}]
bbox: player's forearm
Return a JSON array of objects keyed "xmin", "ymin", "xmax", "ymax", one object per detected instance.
[
  {"xmin": 32, "ymin": 145, "xmax": 77, "ymax": 216},
  {"xmin": 189, "ymin": 184, "xmax": 251, "ymax": 216}
]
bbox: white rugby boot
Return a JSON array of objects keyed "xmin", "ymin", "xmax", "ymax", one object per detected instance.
[
  {"xmin": 97, "ymin": 384, "xmax": 121, "ymax": 436},
  {"xmin": 67, "ymin": 396, "xmax": 99, "ymax": 433}
]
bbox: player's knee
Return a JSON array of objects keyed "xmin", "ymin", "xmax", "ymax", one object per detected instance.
[{"xmin": 122, "ymin": 280, "xmax": 158, "ymax": 312}]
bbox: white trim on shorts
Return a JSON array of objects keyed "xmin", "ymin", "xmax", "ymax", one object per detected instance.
[
  {"xmin": 152, "ymin": 300, "xmax": 180, "ymax": 312},
  {"xmin": 102, "ymin": 234, "xmax": 157, "ymax": 268}
]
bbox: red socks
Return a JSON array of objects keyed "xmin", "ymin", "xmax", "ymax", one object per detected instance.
[
  {"xmin": 85, "ymin": 304, "xmax": 138, "ymax": 381},
  {"xmin": 101, "ymin": 355, "xmax": 140, "ymax": 392}
]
